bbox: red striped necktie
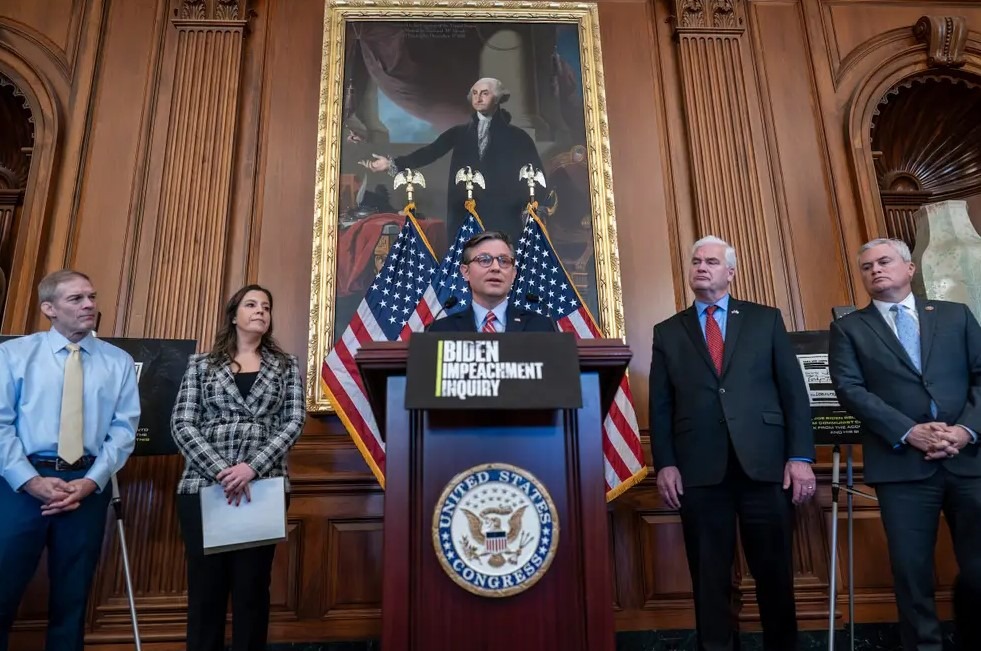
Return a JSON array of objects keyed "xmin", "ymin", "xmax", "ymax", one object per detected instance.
[
  {"xmin": 705, "ymin": 305, "xmax": 724, "ymax": 374},
  {"xmin": 481, "ymin": 312, "xmax": 498, "ymax": 333}
]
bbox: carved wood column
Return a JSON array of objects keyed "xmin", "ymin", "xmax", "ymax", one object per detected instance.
[
  {"xmin": 672, "ymin": 0, "xmax": 777, "ymax": 306},
  {"xmin": 144, "ymin": 0, "xmax": 248, "ymax": 343},
  {"xmin": 88, "ymin": 1, "xmax": 252, "ymax": 640}
]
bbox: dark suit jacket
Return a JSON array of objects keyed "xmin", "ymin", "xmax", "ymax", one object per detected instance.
[
  {"xmin": 394, "ymin": 108, "xmax": 544, "ymax": 242},
  {"xmin": 828, "ymin": 299, "xmax": 981, "ymax": 484},
  {"xmin": 427, "ymin": 304, "xmax": 556, "ymax": 333},
  {"xmin": 649, "ymin": 299, "xmax": 814, "ymax": 487}
]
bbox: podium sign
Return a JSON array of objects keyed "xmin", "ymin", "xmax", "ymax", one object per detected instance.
[
  {"xmin": 405, "ymin": 332, "xmax": 582, "ymax": 410},
  {"xmin": 788, "ymin": 330, "xmax": 861, "ymax": 445}
]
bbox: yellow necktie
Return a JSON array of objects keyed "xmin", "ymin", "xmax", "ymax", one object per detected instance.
[{"xmin": 58, "ymin": 343, "xmax": 84, "ymax": 464}]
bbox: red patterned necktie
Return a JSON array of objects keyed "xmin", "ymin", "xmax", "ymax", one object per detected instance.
[
  {"xmin": 704, "ymin": 305, "xmax": 724, "ymax": 374},
  {"xmin": 481, "ymin": 312, "xmax": 498, "ymax": 333}
]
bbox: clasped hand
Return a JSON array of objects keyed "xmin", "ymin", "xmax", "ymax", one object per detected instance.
[
  {"xmin": 24, "ymin": 476, "xmax": 98, "ymax": 516},
  {"xmin": 216, "ymin": 463, "xmax": 257, "ymax": 506},
  {"xmin": 906, "ymin": 422, "xmax": 971, "ymax": 460}
]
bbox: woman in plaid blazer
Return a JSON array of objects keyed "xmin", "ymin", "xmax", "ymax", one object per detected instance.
[{"xmin": 171, "ymin": 284, "xmax": 305, "ymax": 651}]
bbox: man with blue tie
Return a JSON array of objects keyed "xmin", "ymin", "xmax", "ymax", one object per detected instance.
[
  {"xmin": 0, "ymin": 270, "xmax": 140, "ymax": 651},
  {"xmin": 829, "ymin": 238, "xmax": 981, "ymax": 651},
  {"xmin": 650, "ymin": 236, "xmax": 816, "ymax": 651}
]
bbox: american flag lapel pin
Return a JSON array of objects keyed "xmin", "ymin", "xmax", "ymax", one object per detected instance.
[
  {"xmin": 925, "ymin": 305, "xmax": 934, "ymax": 311},
  {"xmin": 731, "ymin": 309, "xmax": 739, "ymax": 315}
]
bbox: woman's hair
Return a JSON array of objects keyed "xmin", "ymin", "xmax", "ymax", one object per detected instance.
[{"xmin": 206, "ymin": 284, "xmax": 290, "ymax": 372}]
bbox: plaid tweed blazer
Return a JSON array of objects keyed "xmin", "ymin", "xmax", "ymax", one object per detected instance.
[{"xmin": 171, "ymin": 350, "xmax": 306, "ymax": 494}]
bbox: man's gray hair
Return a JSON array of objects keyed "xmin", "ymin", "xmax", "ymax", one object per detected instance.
[
  {"xmin": 858, "ymin": 238, "xmax": 911, "ymax": 264},
  {"xmin": 692, "ymin": 235, "xmax": 737, "ymax": 269},
  {"xmin": 468, "ymin": 77, "xmax": 510, "ymax": 105},
  {"xmin": 38, "ymin": 269, "xmax": 90, "ymax": 305}
]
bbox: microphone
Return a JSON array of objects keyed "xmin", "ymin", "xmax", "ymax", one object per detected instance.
[
  {"xmin": 525, "ymin": 292, "xmax": 559, "ymax": 332},
  {"xmin": 425, "ymin": 296, "xmax": 460, "ymax": 331}
]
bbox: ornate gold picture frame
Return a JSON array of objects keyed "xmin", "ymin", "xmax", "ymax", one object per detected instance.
[{"xmin": 307, "ymin": 0, "xmax": 626, "ymax": 412}]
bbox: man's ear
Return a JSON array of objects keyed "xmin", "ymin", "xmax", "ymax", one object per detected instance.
[
  {"xmin": 39, "ymin": 301, "xmax": 56, "ymax": 320},
  {"xmin": 460, "ymin": 264, "xmax": 471, "ymax": 283}
]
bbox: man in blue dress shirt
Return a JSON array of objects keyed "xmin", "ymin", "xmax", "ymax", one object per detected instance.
[{"xmin": 0, "ymin": 270, "xmax": 140, "ymax": 651}]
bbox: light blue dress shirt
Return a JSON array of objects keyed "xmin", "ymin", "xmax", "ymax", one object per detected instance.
[
  {"xmin": 694, "ymin": 293, "xmax": 730, "ymax": 340},
  {"xmin": 0, "ymin": 330, "xmax": 140, "ymax": 492},
  {"xmin": 472, "ymin": 299, "xmax": 509, "ymax": 333},
  {"xmin": 694, "ymin": 293, "xmax": 812, "ymax": 463}
]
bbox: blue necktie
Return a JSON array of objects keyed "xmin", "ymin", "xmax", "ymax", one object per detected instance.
[
  {"xmin": 891, "ymin": 304, "xmax": 921, "ymax": 371},
  {"xmin": 892, "ymin": 304, "xmax": 937, "ymax": 417}
]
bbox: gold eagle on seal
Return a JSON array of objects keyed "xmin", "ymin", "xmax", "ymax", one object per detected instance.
[{"xmin": 460, "ymin": 505, "xmax": 532, "ymax": 568}]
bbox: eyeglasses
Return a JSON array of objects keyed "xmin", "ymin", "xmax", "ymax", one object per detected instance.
[{"xmin": 465, "ymin": 254, "xmax": 516, "ymax": 269}]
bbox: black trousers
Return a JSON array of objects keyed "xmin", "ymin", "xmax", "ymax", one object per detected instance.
[
  {"xmin": 679, "ymin": 445, "xmax": 797, "ymax": 651},
  {"xmin": 176, "ymin": 493, "xmax": 281, "ymax": 651},
  {"xmin": 875, "ymin": 468, "xmax": 981, "ymax": 651},
  {"xmin": 955, "ymin": 559, "xmax": 981, "ymax": 651}
]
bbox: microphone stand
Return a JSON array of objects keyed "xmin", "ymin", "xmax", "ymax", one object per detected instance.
[
  {"xmin": 424, "ymin": 296, "xmax": 459, "ymax": 331},
  {"xmin": 110, "ymin": 473, "xmax": 143, "ymax": 650},
  {"xmin": 827, "ymin": 443, "xmax": 876, "ymax": 651},
  {"xmin": 524, "ymin": 292, "xmax": 559, "ymax": 332}
]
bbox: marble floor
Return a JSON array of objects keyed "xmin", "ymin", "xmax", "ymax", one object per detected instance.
[{"xmin": 253, "ymin": 623, "xmax": 959, "ymax": 651}]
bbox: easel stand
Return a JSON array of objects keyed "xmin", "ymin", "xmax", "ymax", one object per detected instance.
[
  {"xmin": 827, "ymin": 444, "xmax": 877, "ymax": 651},
  {"xmin": 110, "ymin": 474, "xmax": 142, "ymax": 651}
]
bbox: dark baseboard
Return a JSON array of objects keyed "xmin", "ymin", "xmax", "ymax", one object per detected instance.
[{"xmin": 257, "ymin": 623, "xmax": 959, "ymax": 650}]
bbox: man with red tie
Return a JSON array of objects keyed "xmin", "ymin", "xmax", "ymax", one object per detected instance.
[
  {"xmin": 649, "ymin": 236, "xmax": 816, "ymax": 651},
  {"xmin": 427, "ymin": 231, "xmax": 554, "ymax": 334}
]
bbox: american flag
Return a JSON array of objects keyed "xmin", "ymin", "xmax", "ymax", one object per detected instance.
[
  {"xmin": 399, "ymin": 213, "xmax": 484, "ymax": 338},
  {"xmin": 510, "ymin": 214, "xmax": 648, "ymax": 500},
  {"xmin": 321, "ymin": 214, "xmax": 438, "ymax": 485}
]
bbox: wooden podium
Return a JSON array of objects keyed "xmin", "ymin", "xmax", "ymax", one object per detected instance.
[{"xmin": 356, "ymin": 338, "xmax": 631, "ymax": 651}]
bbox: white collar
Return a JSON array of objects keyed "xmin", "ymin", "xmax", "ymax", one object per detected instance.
[{"xmin": 873, "ymin": 292, "xmax": 916, "ymax": 319}]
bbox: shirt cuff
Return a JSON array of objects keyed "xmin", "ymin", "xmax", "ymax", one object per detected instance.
[
  {"xmin": 5, "ymin": 459, "xmax": 40, "ymax": 493},
  {"xmin": 85, "ymin": 457, "xmax": 112, "ymax": 493},
  {"xmin": 895, "ymin": 428, "xmax": 913, "ymax": 449},
  {"xmin": 788, "ymin": 457, "xmax": 814, "ymax": 463},
  {"xmin": 956, "ymin": 425, "xmax": 978, "ymax": 444}
]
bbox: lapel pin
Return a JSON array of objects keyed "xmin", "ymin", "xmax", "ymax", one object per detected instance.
[
  {"xmin": 515, "ymin": 317, "xmax": 522, "ymax": 322},
  {"xmin": 925, "ymin": 306, "xmax": 934, "ymax": 311},
  {"xmin": 731, "ymin": 310, "xmax": 739, "ymax": 315}
]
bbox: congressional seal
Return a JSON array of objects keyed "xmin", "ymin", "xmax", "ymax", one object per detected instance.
[{"xmin": 432, "ymin": 462, "xmax": 559, "ymax": 598}]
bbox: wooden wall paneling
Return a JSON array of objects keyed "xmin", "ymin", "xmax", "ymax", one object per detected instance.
[
  {"xmin": 248, "ymin": 0, "xmax": 325, "ymax": 368},
  {"xmin": 652, "ymin": 0, "xmax": 698, "ymax": 312},
  {"xmin": 112, "ymin": 0, "xmax": 173, "ymax": 338},
  {"xmin": 671, "ymin": 0, "xmax": 793, "ymax": 320},
  {"xmin": 70, "ymin": 0, "xmax": 171, "ymax": 336},
  {"xmin": 223, "ymin": 0, "xmax": 270, "ymax": 294},
  {"xmin": 0, "ymin": 0, "xmax": 82, "ymax": 77},
  {"xmin": 803, "ymin": 0, "xmax": 981, "ymax": 298},
  {"xmin": 596, "ymin": 0, "xmax": 679, "ymax": 429},
  {"xmin": 141, "ymin": 10, "xmax": 247, "ymax": 344},
  {"xmin": 821, "ymin": 0, "xmax": 981, "ymax": 82},
  {"xmin": 745, "ymin": 0, "xmax": 853, "ymax": 329},
  {"xmin": 0, "ymin": 5, "xmax": 72, "ymax": 332}
]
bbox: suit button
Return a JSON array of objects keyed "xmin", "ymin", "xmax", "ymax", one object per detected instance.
[{"xmin": 719, "ymin": 388, "xmax": 726, "ymax": 394}]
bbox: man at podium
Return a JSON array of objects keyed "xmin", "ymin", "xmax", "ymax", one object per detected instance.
[{"xmin": 428, "ymin": 231, "xmax": 554, "ymax": 333}]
